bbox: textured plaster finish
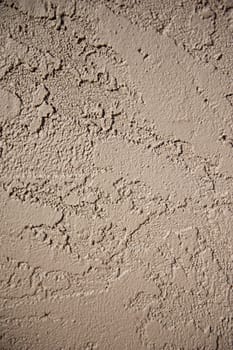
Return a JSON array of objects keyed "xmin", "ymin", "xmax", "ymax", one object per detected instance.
[{"xmin": 0, "ymin": 0, "xmax": 233, "ymax": 349}]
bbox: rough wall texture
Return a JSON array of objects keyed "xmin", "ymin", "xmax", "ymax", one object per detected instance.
[{"xmin": 0, "ymin": 0, "xmax": 233, "ymax": 349}]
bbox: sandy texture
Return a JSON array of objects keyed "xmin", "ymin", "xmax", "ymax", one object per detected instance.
[{"xmin": 0, "ymin": 0, "xmax": 233, "ymax": 349}]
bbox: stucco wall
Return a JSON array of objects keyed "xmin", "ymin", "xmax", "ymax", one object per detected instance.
[{"xmin": 0, "ymin": 1, "xmax": 232, "ymax": 349}]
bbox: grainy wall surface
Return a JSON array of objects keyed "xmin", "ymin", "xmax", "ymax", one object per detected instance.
[{"xmin": 0, "ymin": 0, "xmax": 233, "ymax": 349}]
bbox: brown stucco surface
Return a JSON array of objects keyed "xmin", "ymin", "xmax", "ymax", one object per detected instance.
[{"xmin": 0, "ymin": 1, "xmax": 233, "ymax": 349}]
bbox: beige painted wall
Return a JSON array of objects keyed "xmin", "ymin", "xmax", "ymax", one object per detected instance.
[{"xmin": 0, "ymin": 0, "xmax": 232, "ymax": 349}]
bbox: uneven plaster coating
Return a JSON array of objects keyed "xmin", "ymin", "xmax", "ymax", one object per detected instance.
[{"xmin": 0, "ymin": 0, "xmax": 233, "ymax": 349}]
